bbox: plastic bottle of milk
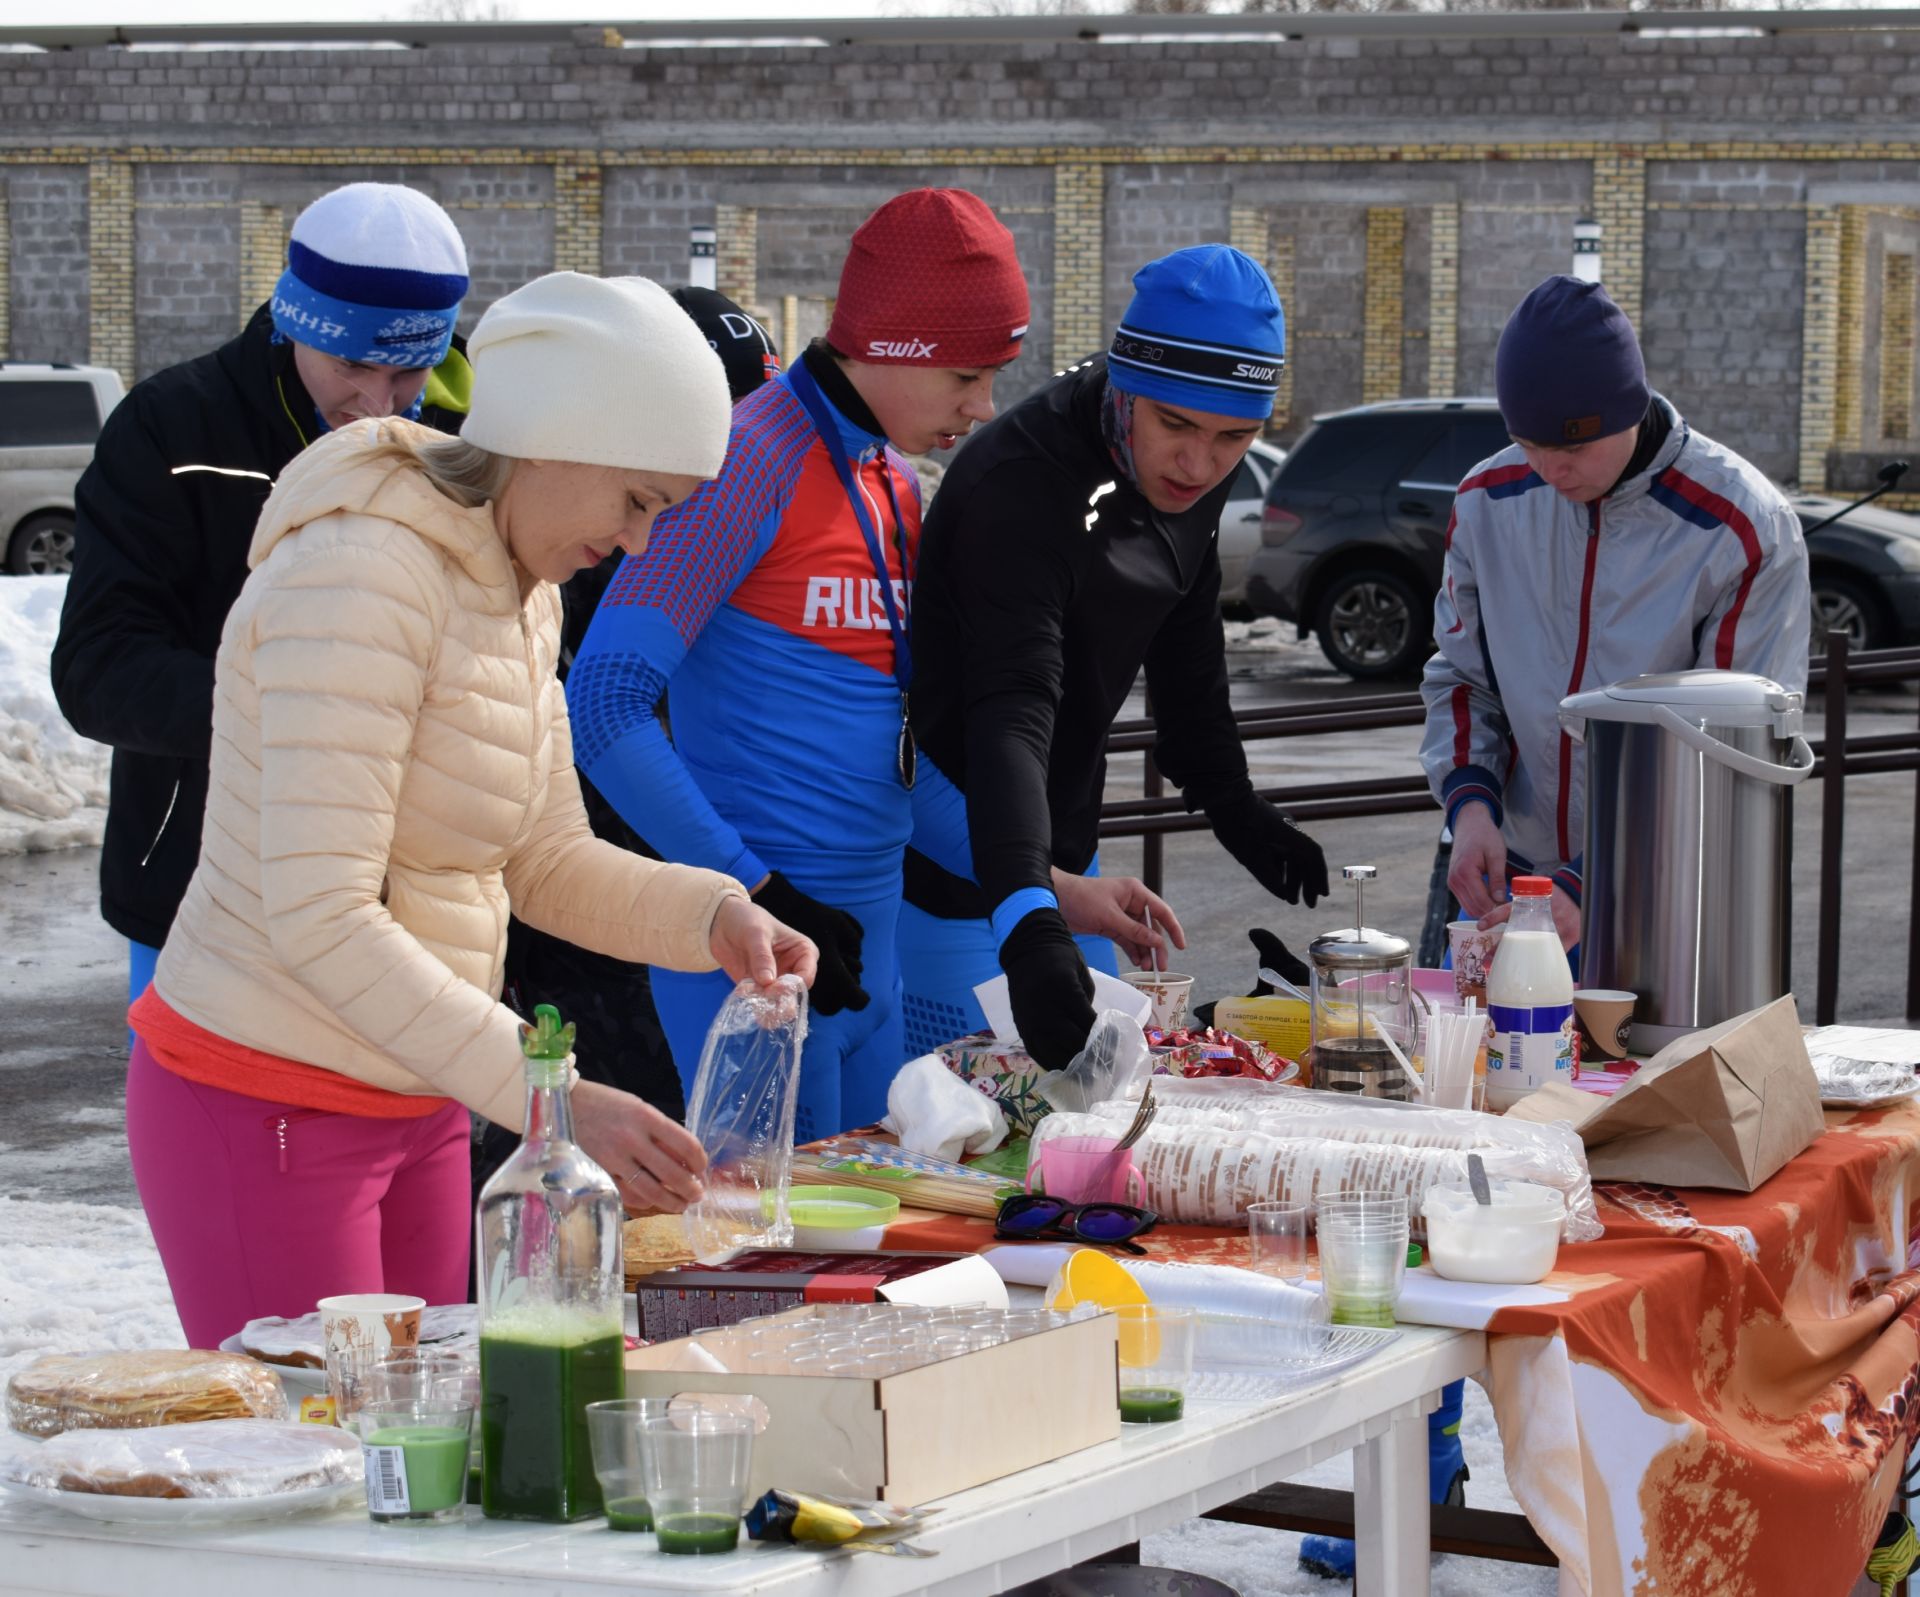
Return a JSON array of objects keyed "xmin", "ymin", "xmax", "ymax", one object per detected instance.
[{"xmin": 1483, "ymin": 877, "xmax": 1573, "ymax": 1111}]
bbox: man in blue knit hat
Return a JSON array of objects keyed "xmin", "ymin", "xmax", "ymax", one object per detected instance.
[
  {"xmin": 1423, "ymin": 274, "xmax": 1809, "ymax": 951},
  {"xmin": 900, "ymin": 243, "xmax": 1329, "ymax": 1068},
  {"xmin": 54, "ymin": 183, "xmax": 472, "ymax": 1009}
]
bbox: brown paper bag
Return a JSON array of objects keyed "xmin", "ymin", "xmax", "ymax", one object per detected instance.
[{"xmin": 1501, "ymin": 996, "xmax": 1824, "ymax": 1191}]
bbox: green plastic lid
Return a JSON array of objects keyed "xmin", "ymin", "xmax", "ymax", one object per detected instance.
[
  {"xmin": 1406, "ymin": 1242, "xmax": 1423, "ymax": 1268},
  {"xmin": 765, "ymin": 1185, "xmax": 902, "ymax": 1230},
  {"xmin": 520, "ymin": 1004, "xmax": 575, "ymax": 1061}
]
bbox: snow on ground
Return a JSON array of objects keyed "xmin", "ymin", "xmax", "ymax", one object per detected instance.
[
  {"xmin": 0, "ymin": 1201, "xmax": 182, "ymax": 1379},
  {"xmin": 0, "ymin": 576, "xmax": 109, "ymax": 856},
  {"xmin": 0, "ymin": 1195, "xmax": 1548, "ymax": 1596}
]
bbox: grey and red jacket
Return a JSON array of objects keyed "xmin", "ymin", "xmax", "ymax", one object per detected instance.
[{"xmin": 1418, "ymin": 395, "xmax": 1810, "ymax": 897}]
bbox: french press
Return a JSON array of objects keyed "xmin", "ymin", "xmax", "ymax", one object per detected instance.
[{"xmin": 1307, "ymin": 865, "xmax": 1415, "ymax": 1099}]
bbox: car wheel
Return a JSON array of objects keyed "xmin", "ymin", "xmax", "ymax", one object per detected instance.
[
  {"xmin": 6, "ymin": 513, "xmax": 76, "ymax": 577},
  {"xmin": 1313, "ymin": 568, "xmax": 1429, "ymax": 680},
  {"xmin": 1809, "ymin": 575, "xmax": 1886, "ymax": 655}
]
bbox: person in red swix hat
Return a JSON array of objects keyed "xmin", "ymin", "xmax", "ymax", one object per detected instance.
[{"xmin": 566, "ymin": 190, "xmax": 1034, "ymax": 1139}]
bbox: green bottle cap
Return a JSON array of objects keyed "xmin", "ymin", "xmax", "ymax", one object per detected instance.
[
  {"xmin": 1406, "ymin": 1242, "xmax": 1423, "ymax": 1268},
  {"xmin": 520, "ymin": 1003, "xmax": 575, "ymax": 1062}
]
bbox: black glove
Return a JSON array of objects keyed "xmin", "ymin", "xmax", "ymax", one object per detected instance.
[
  {"xmin": 1206, "ymin": 793, "xmax": 1330, "ymax": 908},
  {"xmin": 1248, "ymin": 928, "xmax": 1312, "ymax": 990},
  {"xmin": 1000, "ymin": 908, "xmax": 1097, "ymax": 1071},
  {"xmin": 752, "ymin": 872, "xmax": 869, "ymax": 1016}
]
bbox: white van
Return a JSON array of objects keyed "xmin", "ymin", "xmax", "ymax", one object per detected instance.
[{"xmin": 0, "ymin": 362, "xmax": 126, "ymax": 575}]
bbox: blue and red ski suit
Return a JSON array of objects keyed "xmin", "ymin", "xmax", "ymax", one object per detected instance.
[{"xmin": 567, "ymin": 350, "xmax": 969, "ymax": 1140}]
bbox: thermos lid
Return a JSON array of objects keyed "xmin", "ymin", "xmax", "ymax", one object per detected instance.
[{"xmin": 1561, "ymin": 669, "xmax": 1800, "ymax": 727}]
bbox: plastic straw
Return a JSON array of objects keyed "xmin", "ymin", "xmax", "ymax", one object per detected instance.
[
  {"xmin": 1374, "ymin": 1023, "xmax": 1426, "ymax": 1102},
  {"xmin": 1145, "ymin": 905, "xmax": 1161, "ymax": 974}
]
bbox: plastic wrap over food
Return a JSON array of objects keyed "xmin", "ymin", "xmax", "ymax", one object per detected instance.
[
  {"xmin": 6, "ymin": 1350, "xmax": 289, "ymax": 1439},
  {"xmin": 1030, "ymin": 1081, "xmax": 1601, "ymax": 1242},
  {"xmin": 682, "ymin": 976, "xmax": 808, "ymax": 1264},
  {"xmin": 0, "ymin": 1418, "xmax": 362, "ymax": 1500}
]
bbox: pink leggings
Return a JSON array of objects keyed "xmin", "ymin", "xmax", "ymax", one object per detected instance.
[{"xmin": 126, "ymin": 1039, "xmax": 472, "ymax": 1350}]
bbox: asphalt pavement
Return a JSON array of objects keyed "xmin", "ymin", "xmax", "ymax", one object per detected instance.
[{"xmin": 3, "ymin": 629, "xmax": 1914, "ymax": 1210}]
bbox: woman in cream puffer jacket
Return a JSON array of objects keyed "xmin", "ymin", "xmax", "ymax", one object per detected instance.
[{"xmin": 128, "ymin": 273, "xmax": 816, "ymax": 1347}]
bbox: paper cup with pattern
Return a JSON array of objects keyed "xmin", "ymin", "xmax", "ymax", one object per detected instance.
[
  {"xmin": 1447, "ymin": 922, "xmax": 1504, "ymax": 1005},
  {"xmin": 1122, "ymin": 971, "xmax": 1194, "ymax": 1032}
]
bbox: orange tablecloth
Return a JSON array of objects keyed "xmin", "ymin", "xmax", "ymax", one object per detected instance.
[{"xmin": 881, "ymin": 1101, "xmax": 1920, "ymax": 1597}]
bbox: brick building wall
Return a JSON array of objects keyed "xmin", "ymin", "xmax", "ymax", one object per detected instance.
[{"xmin": 2, "ymin": 25, "xmax": 1919, "ymax": 487}]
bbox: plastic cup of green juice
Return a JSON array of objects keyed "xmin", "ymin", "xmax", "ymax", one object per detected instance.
[
  {"xmin": 586, "ymin": 1397, "xmax": 677, "ymax": 1532},
  {"xmin": 639, "ymin": 1409, "xmax": 755, "ymax": 1554},
  {"xmin": 355, "ymin": 1400, "xmax": 475, "ymax": 1524},
  {"xmin": 1113, "ymin": 1304, "xmax": 1196, "ymax": 1425}
]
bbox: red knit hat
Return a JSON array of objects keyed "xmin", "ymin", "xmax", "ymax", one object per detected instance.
[{"xmin": 828, "ymin": 189, "xmax": 1030, "ymax": 368}]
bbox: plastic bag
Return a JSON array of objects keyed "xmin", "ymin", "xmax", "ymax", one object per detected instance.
[
  {"xmin": 682, "ymin": 976, "xmax": 809, "ymax": 1264},
  {"xmin": 0, "ymin": 1418, "xmax": 362, "ymax": 1501},
  {"xmin": 1030, "ymin": 1076, "xmax": 1602, "ymax": 1242},
  {"xmin": 6, "ymin": 1350, "xmax": 289, "ymax": 1438},
  {"xmin": 1036, "ymin": 1008, "xmax": 1152, "ymax": 1115}
]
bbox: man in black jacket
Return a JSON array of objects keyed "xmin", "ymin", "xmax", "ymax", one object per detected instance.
[
  {"xmin": 52, "ymin": 182, "xmax": 471, "ymax": 1006},
  {"xmin": 902, "ymin": 244, "xmax": 1328, "ymax": 1067}
]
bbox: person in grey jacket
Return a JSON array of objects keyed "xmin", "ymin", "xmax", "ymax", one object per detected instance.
[{"xmin": 1420, "ymin": 276, "xmax": 1810, "ymax": 950}]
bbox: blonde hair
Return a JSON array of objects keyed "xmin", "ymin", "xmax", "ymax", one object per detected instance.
[
  {"xmin": 360, "ymin": 425, "xmax": 516, "ymax": 509},
  {"xmin": 415, "ymin": 436, "xmax": 516, "ymax": 508}
]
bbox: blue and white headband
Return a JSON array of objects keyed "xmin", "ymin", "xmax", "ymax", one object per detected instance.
[{"xmin": 1106, "ymin": 321, "xmax": 1284, "ymax": 420}]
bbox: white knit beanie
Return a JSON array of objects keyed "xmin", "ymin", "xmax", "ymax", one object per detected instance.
[{"xmin": 461, "ymin": 272, "xmax": 732, "ymax": 477}]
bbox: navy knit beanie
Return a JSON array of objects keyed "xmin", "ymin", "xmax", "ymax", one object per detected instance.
[
  {"xmin": 1107, "ymin": 244, "xmax": 1284, "ymax": 420},
  {"xmin": 1495, "ymin": 276, "xmax": 1648, "ymax": 445}
]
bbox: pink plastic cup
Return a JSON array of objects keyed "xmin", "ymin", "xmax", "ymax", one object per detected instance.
[{"xmin": 1029, "ymin": 1136, "xmax": 1144, "ymax": 1205}]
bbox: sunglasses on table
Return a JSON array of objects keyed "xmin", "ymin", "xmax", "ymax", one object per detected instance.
[{"xmin": 993, "ymin": 1193, "xmax": 1160, "ymax": 1256}]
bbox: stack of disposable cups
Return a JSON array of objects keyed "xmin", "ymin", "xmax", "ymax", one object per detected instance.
[
  {"xmin": 1316, "ymin": 1191, "xmax": 1409, "ymax": 1328},
  {"xmin": 1124, "ymin": 1259, "xmax": 1329, "ymax": 1327},
  {"xmin": 1425, "ymin": 1001, "xmax": 1486, "ymax": 1112}
]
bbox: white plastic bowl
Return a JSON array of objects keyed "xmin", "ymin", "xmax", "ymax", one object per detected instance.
[{"xmin": 1422, "ymin": 1179, "xmax": 1565, "ymax": 1285}]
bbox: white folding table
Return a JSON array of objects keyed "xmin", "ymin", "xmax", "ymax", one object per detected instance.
[{"xmin": 0, "ymin": 1325, "xmax": 1484, "ymax": 1597}]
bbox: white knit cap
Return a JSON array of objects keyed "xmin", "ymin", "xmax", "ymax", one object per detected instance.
[{"xmin": 461, "ymin": 272, "xmax": 732, "ymax": 477}]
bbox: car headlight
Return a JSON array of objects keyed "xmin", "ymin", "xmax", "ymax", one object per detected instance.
[{"xmin": 1883, "ymin": 539, "xmax": 1920, "ymax": 573}]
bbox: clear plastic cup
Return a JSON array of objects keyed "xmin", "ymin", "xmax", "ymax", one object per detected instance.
[
  {"xmin": 1113, "ymin": 1304, "xmax": 1196, "ymax": 1424},
  {"xmin": 354, "ymin": 1398, "xmax": 474, "ymax": 1524},
  {"xmin": 1247, "ymin": 1201, "xmax": 1309, "ymax": 1281},
  {"xmin": 640, "ymin": 1410, "xmax": 755, "ymax": 1555},
  {"xmin": 586, "ymin": 1397, "xmax": 674, "ymax": 1531},
  {"xmin": 332, "ymin": 1345, "xmax": 473, "ymax": 1430}
]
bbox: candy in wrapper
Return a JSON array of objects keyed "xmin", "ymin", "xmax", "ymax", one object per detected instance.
[
  {"xmin": 745, "ymin": 1488, "xmax": 936, "ymax": 1557},
  {"xmin": 1146, "ymin": 1025, "xmax": 1290, "ymax": 1082}
]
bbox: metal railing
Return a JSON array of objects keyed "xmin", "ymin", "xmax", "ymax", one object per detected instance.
[{"xmin": 1098, "ymin": 637, "xmax": 1920, "ymax": 1023}]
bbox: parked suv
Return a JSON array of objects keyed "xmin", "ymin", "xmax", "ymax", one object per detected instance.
[
  {"xmin": 1246, "ymin": 398, "xmax": 1511, "ymax": 679},
  {"xmin": 0, "ymin": 362, "xmax": 125, "ymax": 575}
]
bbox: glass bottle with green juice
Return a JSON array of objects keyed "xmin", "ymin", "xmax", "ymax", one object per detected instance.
[{"xmin": 477, "ymin": 1005, "xmax": 628, "ymax": 1522}]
